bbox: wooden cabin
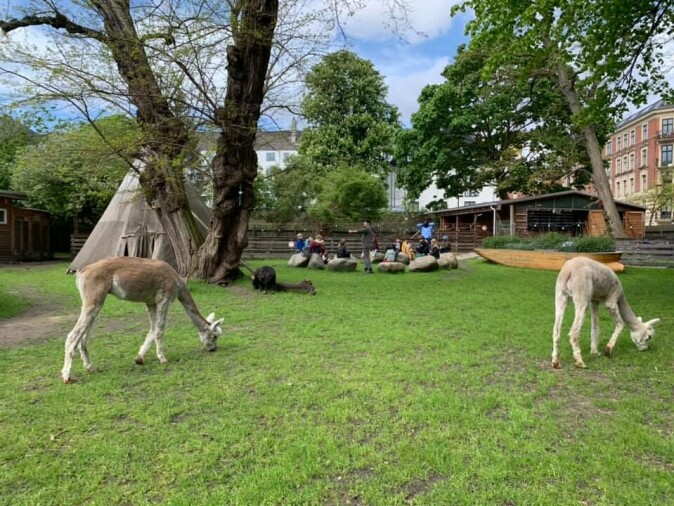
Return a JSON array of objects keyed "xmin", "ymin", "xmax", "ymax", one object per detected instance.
[
  {"xmin": 0, "ymin": 191, "xmax": 51, "ymax": 262},
  {"xmin": 429, "ymin": 191, "xmax": 645, "ymax": 252}
]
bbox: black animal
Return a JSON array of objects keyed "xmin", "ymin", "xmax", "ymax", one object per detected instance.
[
  {"xmin": 252, "ymin": 266, "xmax": 317, "ymax": 295},
  {"xmin": 252, "ymin": 266, "xmax": 277, "ymax": 293}
]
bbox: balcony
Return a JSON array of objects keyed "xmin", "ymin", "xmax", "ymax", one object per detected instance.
[{"xmin": 656, "ymin": 130, "xmax": 674, "ymax": 141}]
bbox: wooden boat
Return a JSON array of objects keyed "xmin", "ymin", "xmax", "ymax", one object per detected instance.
[{"xmin": 474, "ymin": 248, "xmax": 625, "ymax": 273}]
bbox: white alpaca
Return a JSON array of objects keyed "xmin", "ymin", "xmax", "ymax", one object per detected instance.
[
  {"xmin": 62, "ymin": 257, "xmax": 224, "ymax": 383},
  {"xmin": 552, "ymin": 257, "xmax": 659, "ymax": 369}
]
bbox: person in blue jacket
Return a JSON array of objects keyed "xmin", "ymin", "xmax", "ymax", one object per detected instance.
[{"xmin": 416, "ymin": 218, "xmax": 436, "ymax": 241}]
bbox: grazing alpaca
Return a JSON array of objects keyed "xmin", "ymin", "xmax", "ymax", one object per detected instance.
[
  {"xmin": 251, "ymin": 266, "xmax": 316, "ymax": 295},
  {"xmin": 62, "ymin": 257, "xmax": 224, "ymax": 383},
  {"xmin": 552, "ymin": 257, "xmax": 659, "ymax": 369}
]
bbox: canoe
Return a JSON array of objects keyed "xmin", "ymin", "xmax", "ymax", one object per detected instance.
[{"xmin": 474, "ymin": 248, "xmax": 625, "ymax": 273}]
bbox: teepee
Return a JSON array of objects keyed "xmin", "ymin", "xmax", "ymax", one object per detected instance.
[{"xmin": 68, "ymin": 171, "xmax": 211, "ymax": 273}]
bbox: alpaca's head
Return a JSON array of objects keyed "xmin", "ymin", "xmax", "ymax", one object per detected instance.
[
  {"xmin": 630, "ymin": 317, "xmax": 660, "ymax": 351},
  {"xmin": 201, "ymin": 312, "xmax": 224, "ymax": 352}
]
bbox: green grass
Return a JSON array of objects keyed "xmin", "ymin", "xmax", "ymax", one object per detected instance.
[{"xmin": 0, "ymin": 260, "xmax": 672, "ymax": 505}]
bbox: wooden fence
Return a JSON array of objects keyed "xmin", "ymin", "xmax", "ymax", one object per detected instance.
[{"xmin": 615, "ymin": 238, "xmax": 674, "ymax": 268}]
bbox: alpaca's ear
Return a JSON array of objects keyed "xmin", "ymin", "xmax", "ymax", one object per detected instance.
[
  {"xmin": 638, "ymin": 316, "xmax": 643, "ymax": 322},
  {"xmin": 210, "ymin": 317, "xmax": 224, "ymax": 329},
  {"xmin": 206, "ymin": 312, "xmax": 215, "ymax": 323},
  {"xmin": 645, "ymin": 318, "xmax": 661, "ymax": 327}
]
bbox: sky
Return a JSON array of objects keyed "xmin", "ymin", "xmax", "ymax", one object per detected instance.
[{"xmin": 333, "ymin": 0, "xmax": 469, "ymax": 126}]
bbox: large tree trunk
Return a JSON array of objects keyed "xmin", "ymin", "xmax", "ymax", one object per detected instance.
[
  {"xmin": 555, "ymin": 64, "xmax": 627, "ymax": 239},
  {"xmin": 194, "ymin": 0, "xmax": 279, "ymax": 285},
  {"xmin": 94, "ymin": 1, "xmax": 204, "ymax": 273},
  {"xmin": 0, "ymin": 2, "xmax": 204, "ymax": 274}
]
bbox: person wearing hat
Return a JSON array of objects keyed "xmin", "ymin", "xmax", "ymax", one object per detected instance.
[{"xmin": 294, "ymin": 233, "xmax": 306, "ymax": 254}]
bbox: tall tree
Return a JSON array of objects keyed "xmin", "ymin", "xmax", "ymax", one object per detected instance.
[
  {"xmin": 455, "ymin": 0, "xmax": 674, "ymax": 238},
  {"xmin": 299, "ymin": 50, "xmax": 401, "ymax": 177},
  {"xmin": 0, "ymin": 116, "xmax": 37, "ymax": 189},
  {"xmin": 11, "ymin": 116, "xmax": 137, "ymax": 222},
  {"xmin": 0, "ymin": 0, "xmax": 278, "ymax": 281}
]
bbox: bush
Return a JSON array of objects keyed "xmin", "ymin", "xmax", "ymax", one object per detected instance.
[
  {"xmin": 531, "ymin": 232, "xmax": 568, "ymax": 250},
  {"xmin": 481, "ymin": 233, "xmax": 615, "ymax": 252},
  {"xmin": 573, "ymin": 236, "xmax": 615, "ymax": 252},
  {"xmin": 481, "ymin": 236, "xmax": 529, "ymax": 249}
]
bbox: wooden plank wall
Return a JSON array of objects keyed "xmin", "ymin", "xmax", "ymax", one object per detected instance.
[{"xmin": 615, "ymin": 238, "xmax": 674, "ymax": 268}]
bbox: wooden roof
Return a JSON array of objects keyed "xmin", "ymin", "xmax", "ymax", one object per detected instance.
[{"xmin": 428, "ymin": 190, "xmax": 646, "ymax": 217}]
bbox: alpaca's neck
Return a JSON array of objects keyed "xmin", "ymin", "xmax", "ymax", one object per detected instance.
[
  {"xmin": 618, "ymin": 293, "xmax": 641, "ymax": 330},
  {"xmin": 178, "ymin": 285, "xmax": 208, "ymax": 331}
]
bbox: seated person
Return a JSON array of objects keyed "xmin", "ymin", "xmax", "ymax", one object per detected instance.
[
  {"xmin": 430, "ymin": 238, "xmax": 440, "ymax": 259},
  {"xmin": 336, "ymin": 239, "xmax": 351, "ymax": 258},
  {"xmin": 394, "ymin": 238, "xmax": 402, "ymax": 254},
  {"xmin": 308, "ymin": 235, "xmax": 326, "ymax": 256},
  {"xmin": 383, "ymin": 244, "xmax": 397, "ymax": 262},
  {"xmin": 415, "ymin": 238, "xmax": 430, "ymax": 257},
  {"xmin": 294, "ymin": 233, "xmax": 306, "ymax": 254},
  {"xmin": 401, "ymin": 239, "xmax": 415, "ymax": 261}
]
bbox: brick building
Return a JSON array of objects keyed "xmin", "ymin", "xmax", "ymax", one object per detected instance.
[{"xmin": 604, "ymin": 99, "xmax": 674, "ymax": 223}]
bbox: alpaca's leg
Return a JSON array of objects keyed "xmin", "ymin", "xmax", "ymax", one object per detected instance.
[
  {"xmin": 568, "ymin": 300, "xmax": 588, "ymax": 368},
  {"xmin": 551, "ymin": 294, "xmax": 568, "ymax": 369},
  {"xmin": 62, "ymin": 304, "xmax": 102, "ymax": 383},
  {"xmin": 77, "ymin": 334, "xmax": 96, "ymax": 373},
  {"xmin": 135, "ymin": 304, "xmax": 158, "ymax": 365},
  {"xmin": 152, "ymin": 300, "xmax": 171, "ymax": 364},
  {"xmin": 590, "ymin": 301, "xmax": 601, "ymax": 355},
  {"xmin": 603, "ymin": 302, "xmax": 624, "ymax": 358}
]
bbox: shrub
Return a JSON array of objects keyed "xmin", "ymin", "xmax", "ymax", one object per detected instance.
[
  {"xmin": 573, "ymin": 235, "xmax": 615, "ymax": 252},
  {"xmin": 531, "ymin": 232, "xmax": 569, "ymax": 250},
  {"xmin": 481, "ymin": 233, "xmax": 614, "ymax": 252}
]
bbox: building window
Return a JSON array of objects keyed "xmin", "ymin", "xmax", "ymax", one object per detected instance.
[
  {"xmin": 629, "ymin": 153, "xmax": 635, "ymax": 171},
  {"xmin": 265, "ymin": 152, "xmax": 276, "ymax": 162},
  {"xmin": 642, "ymin": 173, "xmax": 647, "ymax": 190},
  {"xmin": 661, "ymin": 145, "xmax": 673, "ymax": 166},
  {"xmin": 282, "ymin": 152, "xmax": 290, "ymax": 161},
  {"xmin": 630, "ymin": 129, "xmax": 635, "ymax": 146},
  {"xmin": 642, "ymin": 124, "xmax": 648, "ymax": 140},
  {"xmin": 463, "ymin": 190, "xmax": 479, "ymax": 197},
  {"xmin": 641, "ymin": 148, "xmax": 647, "ymax": 168},
  {"xmin": 0, "ymin": 209, "xmax": 6, "ymax": 225},
  {"xmin": 616, "ymin": 181, "xmax": 620, "ymax": 195},
  {"xmin": 663, "ymin": 118, "xmax": 673, "ymax": 135},
  {"xmin": 617, "ymin": 158, "xmax": 622, "ymax": 174},
  {"xmin": 629, "ymin": 178, "xmax": 634, "ymax": 194},
  {"xmin": 623, "ymin": 133, "xmax": 628, "ymax": 147},
  {"xmin": 623, "ymin": 156, "xmax": 628, "ymax": 171},
  {"xmin": 606, "ymin": 140, "xmax": 612, "ymax": 155},
  {"xmin": 617, "ymin": 137, "xmax": 622, "ymax": 151},
  {"xmin": 463, "ymin": 201, "xmax": 476, "ymax": 206}
]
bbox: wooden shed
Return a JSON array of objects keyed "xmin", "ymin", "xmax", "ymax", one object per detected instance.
[
  {"xmin": 429, "ymin": 191, "xmax": 645, "ymax": 252},
  {"xmin": 0, "ymin": 191, "xmax": 51, "ymax": 262}
]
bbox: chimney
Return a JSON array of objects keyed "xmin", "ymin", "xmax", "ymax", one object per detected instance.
[{"xmin": 290, "ymin": 118, "xmax": 297, "ymax": 145}]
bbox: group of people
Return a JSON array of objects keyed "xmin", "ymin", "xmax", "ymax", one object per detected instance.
[{"xmin": 291, "ymin": 217, "xmax": 450, "ymax": 273}]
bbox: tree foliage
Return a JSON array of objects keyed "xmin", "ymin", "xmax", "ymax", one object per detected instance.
[
  {"xmin": 0, "ymin": 116, "xmax": 37, "ymax": 189},
  {"xmin": 299, "ymin": 50, "xmax": 401, "ymax": 177},
  {"xmin": 396, "ymin": 44, "xmax": 595, "ymax": 205},
  {"xmin": 11, "ymin": 116, "xmax": 138, "ymax": 221},
  {"xmin": 310, "ymin": 166, "xmax": 388, "ymax": 225},
  {"xmin": 454, "ymin": 0, "xmax": 674, "ymax": 237}
]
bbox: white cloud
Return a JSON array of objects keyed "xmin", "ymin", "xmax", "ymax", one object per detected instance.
[
  {"xmin": 342, "ymin": 0, "xmax": 460, "ymax": 43},
  {"xmin": 384, "ymin": 56, "xmax": 449, "ymax": 124}
]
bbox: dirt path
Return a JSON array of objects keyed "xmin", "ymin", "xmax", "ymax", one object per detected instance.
[{"xmin": 0, "ymin": 285, "xmax": 77, "ymax": 349}]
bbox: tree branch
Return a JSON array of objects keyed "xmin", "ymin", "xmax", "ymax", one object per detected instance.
[{"xmin": 0, "ymin": 12, "xmax": 106, "ymax": 42}]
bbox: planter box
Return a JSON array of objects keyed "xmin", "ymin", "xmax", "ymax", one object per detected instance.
[{"xmin": 474, "ymin": 248, "xmax": 625, "ymax": 273}]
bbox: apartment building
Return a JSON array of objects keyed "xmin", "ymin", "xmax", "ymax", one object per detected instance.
[{"xmin": 604, "ymin": 99, "xmax": 674, "ymax": 222}]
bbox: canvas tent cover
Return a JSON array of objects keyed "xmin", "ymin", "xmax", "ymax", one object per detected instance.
[{"xmin": 68, "ymin": 172, "xmax": 211, "ymax": 272}]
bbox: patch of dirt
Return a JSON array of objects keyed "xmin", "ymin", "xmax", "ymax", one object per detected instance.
[{"xmin": 0, "ymin": 285, "xmax": 77, "ymax": 349}]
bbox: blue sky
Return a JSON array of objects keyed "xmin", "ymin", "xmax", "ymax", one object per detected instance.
[{"xmin": 337, "ymin": 0, "xmax": 470, "ymax": 125}]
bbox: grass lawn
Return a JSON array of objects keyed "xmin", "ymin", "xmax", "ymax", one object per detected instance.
[{"xmin": 0, "ymin": 259, "xmax": 672, "ymax": 505}]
